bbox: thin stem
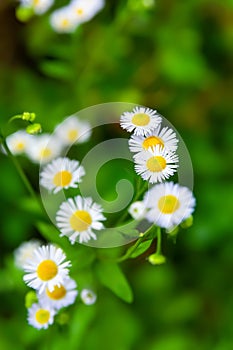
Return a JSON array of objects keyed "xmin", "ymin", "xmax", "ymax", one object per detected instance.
[{"xmin": 155, "ymin": 227, "xmax": 162, "ymax": 255}]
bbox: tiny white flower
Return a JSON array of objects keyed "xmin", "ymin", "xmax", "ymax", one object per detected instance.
[
  {"xmin": 23, "ymin": 245, "xmax": 71, "ymax": 294},
  {"xmin": 54, "ymin": 116, "xmax": 92, "ymax": 146},
  {"xmin": 27, "ymin": 303, "xmax": 56, "ymax": 329},
  {"xmin": 56, "ymin": 195, "xmax": 106, "ymax": 244},
  {"xmin": 70, "ymin": 0, "xmax": 105, "ymax": 24},
  {"xmin": 81, "ymin": 289, "xmax": 97, "ymax": 305},
  {"xmin": 38, "ymin": 277, "xmax": 78, "ymax": 310},
  {"xmin": 128, "ymin": 201, "xmax": 147, "ymax": 220},
  {"xmin": 50, "ymin": 7, "xmax": 78, "ymax": 33},
  {"xmin": 143, "ymin": 182, "xmax": 196, "ymax": 229},
  {"xmin": 20, "ymin": 0, "xmax": 54, "ymax": 15},
  {"xmin": 14, "ymin": 240, "xmax": 41, "ymax": 269},
  {"xmin": 5, "ymin": 130, "xmax": 33, "ymax": 155},
  {"xmin": 120, "ymin": 106, "xmax": 162, "ymax": 136},
  {"xmin": 129, "ymin": 126, "xmax": 179, "ymax": 154},
  {"xmin": 133, "ymin": 145, "xmax": 179, "ymax": 183},
  {"xmin": 26, "ymin": 134, "xmax": 62, "ymax": 164},
  {"xmin": 40, "ymin": 157, "xmax": 85, "ymax": 194}
]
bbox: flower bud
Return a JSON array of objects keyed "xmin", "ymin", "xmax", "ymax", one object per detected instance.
[
  {"xmin": 148, "ymin": 253, "xmax": 166, "ymax": 265},
  {"xmin": 181, "ymin": 215, "xmax": 193, "ymax": 229},
  {"xmin": 25, "ymin": 291, "xmax": 38, "ymax": 309},
  {"xmin": 22, "ymin": 112, "xmax": 36, "ymax": 122},
  {"xmin": 26, "ymin": 123, "xmax": 42, "ymax": 135}
]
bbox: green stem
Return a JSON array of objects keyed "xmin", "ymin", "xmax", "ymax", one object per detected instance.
[{"xmin": 155, "ymin": 227, "xmax": 162, "ymax": 254}]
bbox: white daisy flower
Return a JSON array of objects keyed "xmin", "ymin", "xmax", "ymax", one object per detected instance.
[
  {"xmin": 120, "ymin": 106, "xmax": 162, "ymax": 136},
  {"xmin": 70, "ymin": 0, "xmax": 105, "ymax": 24},
  {"xmin": 50, "ymin": 7, "xmax": 78, "ymax": 34},
  {"xmin": 38, "ymin": 277, "xmax": 78, "ymax": 310},
  {"xmin": 56, "ymin": 195, "xmax": 106, "ymax": 244},
  {"xmin": 54, "ymin": 116, "xmax": 92, "ymax": 146},
  {"xmin": 23, "ymin": 245, "xmax": 71, "ymax": 294},
  {"xmin": 143, "ymin": 182, "xmax": 196, "ymax": 229},
  {"xmin": 20, "ymin": 0, "xmax": 54, "ymax": 15},
  {"xmin": 5, "ymin": 130, "xmax": 33, "ymax": 155},
  {"xmin": 27, "ymin": 303, "xmax": 56, "ymax": 330},
  {"xmin": 129, "ymin": 126, "xmax": 179, "ymax": 153},
  {"xmin": 14, "ymin": 240, "xmax": 41, "ymax": 269},
  {"xmin": 80, "ymin": 289, "xmax": 97, "ymax": 305},
  {"xmin": 40, "ymin": 157, "xmax": 85, "ymax": 194},
  {"xmin": 26, "ymin": 134, "xmax": 62, "ymax": 165},
  {"xmin": 133, "ymin": 145, "xmax": 179, "ymax": 183},
  {"xmin": 128, "ymin": 201, "xmax": 147, "ymax": 220}
]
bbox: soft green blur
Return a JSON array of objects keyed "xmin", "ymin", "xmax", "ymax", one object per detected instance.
[{"xmin": 0, "ymin": 0, "xmax": 233, "ymax": 349}]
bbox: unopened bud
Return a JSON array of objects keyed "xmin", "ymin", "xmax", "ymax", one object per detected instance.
[
  {"xmin": 181, "ymin": 215, "xmax": 193, "ymax": 229},
  {"xmin": 25, "ymin": 291, "xmax": 38, "ymax": 308},
  {"xmin": 26, "ymin": 123, "xmax": 42, "ymax": 135},
  {"xmin": 22, "ymin": 112, "xmax": 36, "ymax": 122},
  {"xmin": 148, "ymin": 253, "xmax": 166, "ymax": 265},
  {"xmin": 15, "ymin": 6, "xmax": 34, "ymax": 23}
]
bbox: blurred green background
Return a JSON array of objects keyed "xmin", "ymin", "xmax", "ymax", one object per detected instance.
[{"xmin": 0, "ymin": 0, "xmax": 233, "ymax": 349}]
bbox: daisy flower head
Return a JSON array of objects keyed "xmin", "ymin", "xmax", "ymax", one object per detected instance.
[
  {"xmin": 80, "ymin": 289, "xmax": 97, "ymax": 305},
  {"xmin": 14, "ymin": 239, "xmax": 41, "ymax": 269},
  {"xmin": 128, "ymin": 201, "xmax": 147, "ymax": 220},
  {"xmin": 40, "ymin": 157, "xmax": 85, "ymax": 194},
  {"xmin": 26, "ymin": 133, "xmax": 62, "ymax": 164},
  {"xmin": 129, "ymin": 126, "xmax": 179, "ymax": 154},
  {"xmin": 54, "ymin": 116, "xmax": 92, "ymax": 146},
  {"xmin": 23, "ymin": 245, "xmax": 71, "ymax": 294},
  {"xmin": 38, "ymin": 277, "xmax": 78, "ymax": 310},
  {"xmin": 120, "ymin": 106, "xmax": 162, "ymax": 136},
  {"xmin": 20, "ymin": 0, "xmax": 54, "ymax": 15},
  {"xmin": 56, "ymin": 195, "xmax": 106, "ymax": 244},
  {"xmin": 70, "ymin": 0, "xmax": 105, "ymax": 24},
  {"xmin": 27, "ymin": 303, "xmax": 56, "ymax": 330},
  {"xmin": 50, "ymin": 6, "xmax": 78, "ymax": 34},
  {"xmin": 143, "ymin": 182, "xmax": 196, "ymax": 229},
  {"xmin": 133, "ymin": 145, "xmax": 179, "ymax": 183},
  {"xmin": 5, "ymin": 130, "xmax": 33, "ymax": 155}
]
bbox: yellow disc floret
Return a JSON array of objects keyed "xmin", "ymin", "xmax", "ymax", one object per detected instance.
[
  {"xmin": 53, "ymin": 171, "xmax": 72, "ymax": 187},
  {"xmin": 70, "ymin": 210, "xmax": 92, "ymax": 232},
  {"xmin": 158, "ymin": 195, "xmax": 180, "ymax": 214},
  {"xmin": 132, "ymin": 113, "xmax": 150, "ymax": 126},
  {"xmin": 37, "ymin": 260, "xmax": 58, "ymax": 281},
  {"xmin": 46, "ymin": 285, "xmax": 67, "ymax": 300},
  {"xmin": 35, "ymin": 309, "xmax": 50, "ymax": 324},
  {"xmin": 146, "ymin": 156, "xmax": 166, "ymax": 172},
  {"xmin": 142, "ymin": 136, "xmax": 164, "ymax": 150}
]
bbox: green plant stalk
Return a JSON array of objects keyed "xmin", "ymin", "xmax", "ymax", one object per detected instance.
[{"xmin": 155, "ymin": 227, "xmax": 162, "ymax": 254}]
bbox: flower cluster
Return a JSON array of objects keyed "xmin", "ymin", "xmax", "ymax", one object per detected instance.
[
  {"xmin": 120, "ymin": 106, "xmax": 196, "ymax": 230},
  {"xmin": 18, "ymin": 0, "xmax": 105, "ymax": 33},
  {"xmin": 15, "ymin": 242, "xmax": 96, "ymax": 329},
  {"xmin": 4, "ymin": 116, "xmax": 91, "ymax": 164}
]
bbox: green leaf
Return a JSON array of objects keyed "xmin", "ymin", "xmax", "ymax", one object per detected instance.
[
  {"xmin": 130, "ymin": 239, "xmax": 153, "ymax": 258},
  {"xmin": 95, "ymin": 261, "xmax": 133, "ymax": 303}
]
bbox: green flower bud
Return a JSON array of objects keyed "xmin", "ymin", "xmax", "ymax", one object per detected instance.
[
  {"xmin": 25, "ymin": 291, "xmax": 38, "ymax": 309},
  {"xmin": 166, "ymin": 226, "xmax": 179, "ymax": 237},
  {"xmin": 148, "ymin": 253, "xmax": 166, "ymax": 265},
  {"xmin": 56, "ymin": 312, "xmax": 70, "ymax": 325},
  {"xmin": 26, "ymin": 123, "xmax": 42, "ymax": 135},
  {"xmin": 22, "ymin": 112, "xmax": 36, "ymax": 122},
  {"xmin": 181, "ymin": 215, "xmax": 193, "ymax": 229},
  {"xmin": 15, "ymin": 6, "xmax": 34, "ymax": 23}
]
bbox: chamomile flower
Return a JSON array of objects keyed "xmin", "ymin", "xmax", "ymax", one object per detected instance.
[
  {"xmin": 143, "ymin": 182, "xmax": 196, "ymax": 229},
  {"xmin": 54, "ymin": 116, "xmax": 91, "ymax": 146},
  {"xmin": 80, "ymin": 289, "xmax": 97, "ymax": 305},
  {"xmin": 26, "ymin": 134, "xmax": 62, "ymax": 164},
  {"xmin": 23, "ymin": 245, "xmax": 71, "ymax": 294},
  {"xmin": 120, "ymin": 106, "xmax": 162, "ymax": 136},
  {"xmin": 14, "ymin": 240, "xmax": 41, "ymax": 269},
  {"xmin": 27, "ymin": 303, "xmax": 56, "ymax": 329},
  {"xmin": 50, "ymin": 7, "xmax": 78, "ymax": 33},
  {"xmin": 20, "ymin": 0, "xmax": 54, "ymax": 15},
  {"xmin": 129, "ymin": 126, "xmax": 179, "ymax": 153},
  {"xmin": 134, "ymin": 146, "xmax": 179, "ymax": 183},
  {"xmin": 70, "ymin": 0, "xmax": 105, "ymax": 24},
  {"xmin": 56, "ymin": 195, "xmax": 106, "ymax": 244},
  {"xmin": 128, "ymin": 201, "xmax": 147, "ymax": 220},
  {"xmin": 5, "ymin": 130, "xmax": 32, "ymax": 155},
  {"xmin": 38, "ymin": 277, "xmax": 78, "ymax": 310},
  {"xmin": 40, "ymin": 157, "xmax": 85, "ymax": 194}
]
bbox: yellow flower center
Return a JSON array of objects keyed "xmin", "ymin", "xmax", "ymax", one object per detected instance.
[
  {"xmin": 37, "ymin": 260, "xmax": 58, "ymax": 281},
  {"xmin": 70, "ymin": 210, "xmax": 92, "ymax": 232},
  {"xmin": 76, "ymin": 8, "xmax": 84, "ymax": 15},
  {"xmin": 158, "ymin": 195, "xmax": 180, "ymax": 214},
  {"xmin": 35, "ymin": 309, "xmax": 50, "ymax": 325},
  {"xmin": 142, "ymin": 136, "xmax": 164, "ymax": 150},
  {"xmin": 46, "ymin": 285, "xmax": 67, "ymax": 300},
  {"xmin": 68, "ymin": 129, "xmax": 78, "ymax": 141},
  {"xmin": 40, "ymin": 148, "xmax": 52, "ymax": 159},
  {"xmin": 61, "ymin": 19, "xmax": 70, "ymax": 28},
  {"xmin": 15, "ymin": 142, "xmax": 25, "ymax": 151},
  {"xmin": 146, "ymin": 156, "xmax": 166, "ymax": 172},
  {"xmin": 131, "ymin": 113, "xmax": 150, "ymax": 126},
  {"xmin": 53, "ymin": 170, "xmax": 72, "ymax": 187}
]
